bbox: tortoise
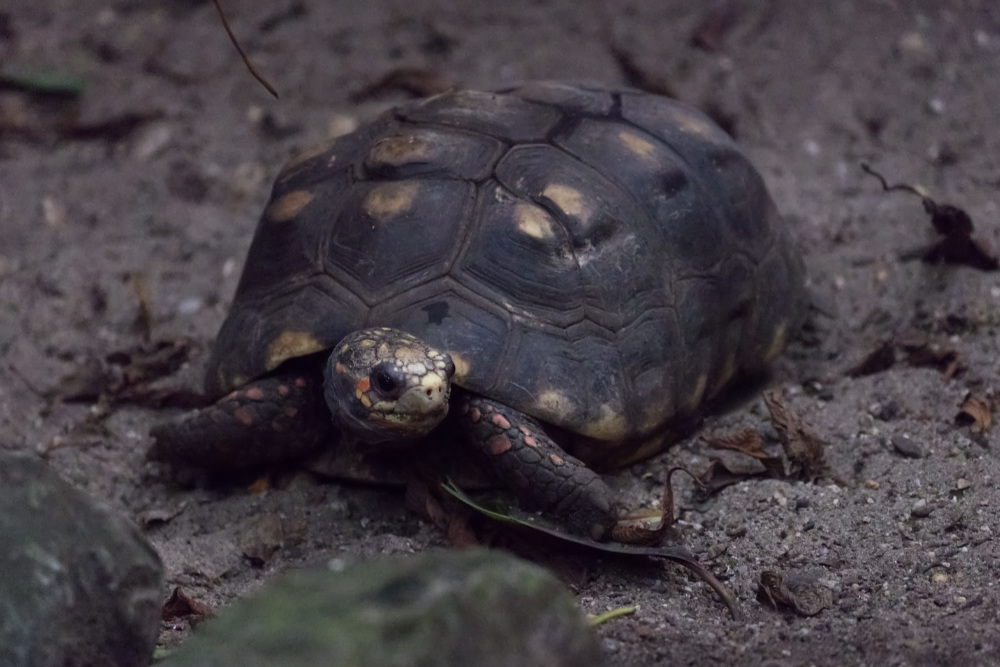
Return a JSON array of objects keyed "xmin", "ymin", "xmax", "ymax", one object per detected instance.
[{"xmin": 151, "ymin": 81, "xmax": 806, "ymax": 541}]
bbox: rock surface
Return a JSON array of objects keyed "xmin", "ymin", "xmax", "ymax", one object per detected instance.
[
  {"xmin": 164, "ymin": 548, "xmax": 602, "ymax": 667},
  {"xmin": 0, "ymin": 449, "xmax": 163, "ymax": 667}
]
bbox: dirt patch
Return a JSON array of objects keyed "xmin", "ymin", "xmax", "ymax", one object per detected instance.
[{"xmin": 2, "ymin": 1, "xmax": 998, "ymax": 664}]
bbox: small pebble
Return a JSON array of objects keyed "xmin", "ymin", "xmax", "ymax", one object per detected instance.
[
  {"xmin": 132, "ymin": 122, "xmax": 174, "ymax": 160},
  {"xmin": 42, "ymin": 196, "xmax": 67, "ymax": 227},
  {"xmin": 911, "ymin": 498, "xmax": 933, "ymax": 518},
  {"xmin": 931, "ymin": 572, "xmax": 949, "ymax": 584},
  {"xmin": 177, "ymin": 297, "xmax": 202, "ymax": 315},
  {"xmin": 328, "ymin": 113, "xmax": 359, "ymax": 139},
  {"xmin": 898, "ymin": 31, "xmax": 930, "ymax": 54},
  {"xmin": 892, "ymin": 435, "xmax": 924, "ymax": 459}
]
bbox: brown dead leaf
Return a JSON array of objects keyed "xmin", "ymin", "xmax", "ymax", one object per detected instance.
[
  {"xmin": 610, "ymin": 466, "xmax": 693, "ymax": 546},
  {"xmin": 59, "ymin": 337, "xmax": 202, "ymax": 408},
  {"xmin": 757, "ymin": 570, "xmax": 832, "ymax": 617},
  {"xmin": 136, "ymin": 501, "xmax": 188, "ymax": 528},
  {"xmin": 695, "ymin": 459, "xmax": 763, "ymax": 495},
  {"xmin": 404, "ymin": 477, "xmax": 480, "ymax": 548},
  {"xmin": 956, "ymin": 393, "xmax": 993, "ymax": 432},
  {"xmin": 763, "ymin": 389, "xmax": 831, "ymax": 482},
  {"xmin": 64, "ymin": 110, "xmax": 164, "ymax": 142},
  {"xmin": 705, "ymin": 428, "xmax": 786, "ymax": 479},
  {"xmin": 846, "ymin": 333, "xmax": 963, "ymax": 380},
  {"xmin": 161, "ymin": 587, "xmax": 213, "ymax": 621},
  {"xmin": 906, "ymin": 345, "xmax": 962, "ymax": 379},
  {"xmin": 240, "ymin": 514, "xmax": 284, "ymax": 568},
  {"xmin": 246, "ymin": 476, "xmax": 271, "ymax": 494},
  {"xmin": 846, "ymin": 339, "xmax": 896, "ymax": 378},
  {"xmin": 705, "ymin": 428, "xmax": 768, "ymax": 458},
  {"xmin": 862, "ymin": 164, "xmax": 998, "ymax": 272}
]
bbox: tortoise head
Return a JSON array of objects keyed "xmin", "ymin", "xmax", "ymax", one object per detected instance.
[{"xmin": 323, "ymin": 328, "xmax": 455, "ymax": 444}]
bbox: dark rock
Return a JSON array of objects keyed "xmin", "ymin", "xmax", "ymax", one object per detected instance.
[
  {"xmin": 165, "ymin": 548, "xmax": 603, "ymax": 667},
  {"xmin": 891, "ymin": 434, "xmax": 924, "ymax": 459},
  {"xmin": 0, "ymin": 448, "xmax": 163, "ymax": 667}
]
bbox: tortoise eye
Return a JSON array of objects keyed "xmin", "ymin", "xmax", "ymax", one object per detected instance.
[{"xmin": 371, "ymin": 364, "xmax": 401, "ymax": 396}]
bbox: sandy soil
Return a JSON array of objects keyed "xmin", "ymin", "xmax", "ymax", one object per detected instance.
[{"xmin": 2, "ymin": 1, "xmax": 999, "ymax": 664}]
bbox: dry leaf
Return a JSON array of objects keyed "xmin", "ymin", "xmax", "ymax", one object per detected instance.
[
  {"xmin": 956, "ymin": 394, "xmax": 993, "ymax": 431},
  {"xmin": 846, "ymin": 339, "xmax": 895, "ymax": 378},
  {"xmin": 763, "ymin": 389, "xmax": 831, "ymax": 482},
  {"xmin": 161, "ymin": 587, "xmax": 213, "ymax": 621},
  {"xmin": 862, "ymin": 164, "xmax": 998, "ymax": 272},
  {"xmin": 705, "ymin": 428, "xmax": 769, "ymax": 459},
  {"xmin": 757, "ymin": 570, "xmax": 832, "ymax": 617},
  {"xmin": 404, "ymin": 477, "xmax": 480, "ymax": 548}
]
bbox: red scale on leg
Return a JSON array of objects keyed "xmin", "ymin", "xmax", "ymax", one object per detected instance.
[
  {"xmin": 150, "ymin": 369, "xmax": 332, "ymax": 469},
  {"xmin": 487, "ymin": 434, "xmax": 512, "ymax": 456},
  {"xmin": 490, "ymin": 413, "xmax": 511, "ymax": 430},
  {"xmin": 455, "ymin": 393, "xmax": 618, "ymax": 541}
]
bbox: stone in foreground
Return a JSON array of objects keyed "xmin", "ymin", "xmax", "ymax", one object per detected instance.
[
  {"xmin": 164, "ymin": 548, "xmax": 603, "ymax": 667},
  {"xmin": 0, "ymin": 448, "xmax": 164, "ymax": 667}
]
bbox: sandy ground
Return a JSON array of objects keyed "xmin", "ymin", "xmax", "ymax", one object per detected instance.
[{"xmin": 2, "ymin": 1, "xmax": 999, "ymax": 664}]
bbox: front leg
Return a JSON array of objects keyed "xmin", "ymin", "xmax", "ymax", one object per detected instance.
[
  {"xmin": 150, "ymin": 369, "xmax": 332, "ymax": 469},
  {"xmin": 456, "ymin": 394, "xmax": 617, "ymax": 541}
]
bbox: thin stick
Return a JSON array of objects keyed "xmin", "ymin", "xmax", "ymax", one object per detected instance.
[
  {"xmin": 211, "ymin": 0, "xmax": 279, "ymax": 98},
  {"xmin": 861, "ymin": 163, "xmax": 924, "ymax": 199}
]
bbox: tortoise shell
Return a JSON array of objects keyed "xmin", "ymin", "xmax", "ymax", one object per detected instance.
[{"xmin": 207, "ymin": 81, "xmax": 806, "ymax": 467}]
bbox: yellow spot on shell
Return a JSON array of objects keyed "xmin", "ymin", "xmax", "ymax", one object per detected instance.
[
  {"xmin": 542, "ymin": 183, "xmax": 585, "ymax": 218},
  {"xmin": 665, "ymin": 106, "xmax": 728, "ymax": 141},
  {"xmin": 265, "ymin": 331, "xmax": 325, "ymax": 371},
  {"xmin": 684, "ymin": 374, "xmax": 709, "ymax": 413},
  {"xmin": 364, "ymin": 182, "xmax": 419, "ymax": 222},
  {"xmin": 515, "ymin": 202, "xmax": 557, "ymax": 240},
  {"xmin": 639, "ymin": 389, "xmax": 675, "ymax": 434},
  {"xmin": 709, "ymin": 354, "xmax": 739, "ymax": 399},
  {"xmin": 764, "ymin": 323, "xmax": 789, "ymax": 362},
  {"xmin": 368, "ymin": 134, "xmax": 432, "ymax": 168},
  {"xmin": 616, "ymin": 432, "xmax": 673, "ymax": 467},
  {"xmin": 537, "ymin": 390, "xmax": 573, "ymax": 420},
  {"xmin": 580, "ymin": 404, "xmax": 628, "ymax": 441},
  {"xmin": 450, "ymin": 353, "xmax": 471, "ymax": 382},
  {"xmin": 264, "ymin": 190, "xmax": 315, "ymax": 223},
  {"xmin": 278, "ymin": 139, "xmax": 338, "ymax": 179},
  {"xmin": 618, "ymin": 130, "xmax": 656, "ymax": 158}
]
